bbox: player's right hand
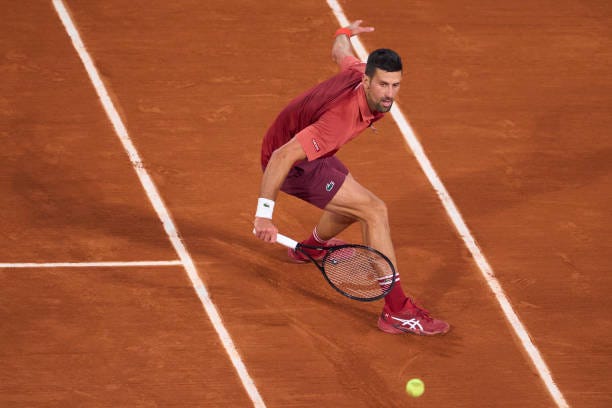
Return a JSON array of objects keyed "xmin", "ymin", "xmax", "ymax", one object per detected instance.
[{"xmin": 253, "ymin": 217, "xmax": 278, "ymax": 243}]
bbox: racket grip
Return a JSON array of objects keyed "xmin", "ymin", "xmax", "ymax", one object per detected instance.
[
  {"xmin": 252, "ymin": 229, "xmax": 298, "ymax": 249},
  {"xmin": 275, "ymin": 233, "xmax": 298, "ymax": 249}
]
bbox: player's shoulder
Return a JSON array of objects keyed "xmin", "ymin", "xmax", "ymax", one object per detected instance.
[{"xmin": 339, "ymin": 55, "xmax": 365, "ymax": 73}]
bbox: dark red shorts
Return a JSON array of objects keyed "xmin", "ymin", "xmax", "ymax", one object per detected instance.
[{"xmin": 279, "ymin": 156, "xmax": 349, "ymax": 209}]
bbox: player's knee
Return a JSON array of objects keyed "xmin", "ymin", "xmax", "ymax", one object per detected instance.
[{"xmin": 362, "ymin": 196, "xmax": 389, "ymax": 224}]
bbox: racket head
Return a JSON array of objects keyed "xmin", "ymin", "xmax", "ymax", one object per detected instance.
[{"xmin": 298, "ymin": 243, "xmax": 396, "ymax": 302}]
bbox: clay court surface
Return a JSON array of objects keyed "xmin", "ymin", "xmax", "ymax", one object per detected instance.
[{"xmin": 2, "ymin": 1, "xmax": 611, "ymax": 407}]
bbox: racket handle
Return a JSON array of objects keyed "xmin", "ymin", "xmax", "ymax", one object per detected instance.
[
  {"xmin": 275, "ymin": 233, "xmax": 298, "ymax": 249},
  {"xmin": 252, "ymin": 229, "xmax": 298, "ymax": 249}
]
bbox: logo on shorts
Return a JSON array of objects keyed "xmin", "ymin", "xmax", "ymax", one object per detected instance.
[
  {"xmin": 311, "ymin": 138, "xmax": 320, "ymax": 152},
  {"xmin": 326, "ymin": 181, "xmax": 335, "ymax": 192}
]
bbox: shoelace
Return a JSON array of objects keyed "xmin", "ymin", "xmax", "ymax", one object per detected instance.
[{"xmin": 406, "ymin": 298, "xmax": 433, "ymax": 321}]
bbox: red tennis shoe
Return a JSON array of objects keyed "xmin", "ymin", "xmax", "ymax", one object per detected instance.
[
  {"xmin": 287, "ymin": 238, "xmax": 348, "ymax": 263},
  {"xmin": 378, "ymin": 298, "xmax": 450, "ymax": 336}
]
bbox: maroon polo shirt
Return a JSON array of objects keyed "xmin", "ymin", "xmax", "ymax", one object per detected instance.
[{"xmin": 261, "ymin": 56, "xmax": 384, "ymax": 168}]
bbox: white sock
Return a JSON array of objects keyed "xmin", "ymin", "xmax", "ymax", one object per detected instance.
[{"xmin": 312, "ymin": 227, "xmax": 329, "ymax": 245}]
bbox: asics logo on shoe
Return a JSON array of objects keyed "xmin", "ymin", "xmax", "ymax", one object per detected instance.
[{"xmin": 391, "ymin": 316, "xmax": 424, "ymax": 332}]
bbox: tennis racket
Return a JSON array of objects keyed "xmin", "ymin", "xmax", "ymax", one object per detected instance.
[{"xmin": 273, "ymin": 232, "xmax": 396, "ymax": 302}]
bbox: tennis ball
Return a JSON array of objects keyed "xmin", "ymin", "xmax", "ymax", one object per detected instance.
[{"xmin": 405, "ymin": 378, "xmax": 425, "ymax": 397}]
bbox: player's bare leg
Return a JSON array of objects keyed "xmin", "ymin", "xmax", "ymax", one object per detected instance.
[
  {"xmin": 313, "ymin": 210, "xmax": 356, "ymax": 241},
  {"xmin": 325, "ymin": 174, "xmax": 450, "ymax": 335},
  {"xmin": 324, "ymin": 174, "xmax": 397, "ymax": 268},
  {"xmin": 288, "ymin": 173, "xmax": 389, "ymax": 263},
  {"xmin": 287, "ymin": 208, "xmax": 356, "ymax": 263}
]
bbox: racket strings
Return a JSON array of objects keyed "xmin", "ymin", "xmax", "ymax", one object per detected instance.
[{"xmin": 323, "ymin": 247, "xmax": 395, "ymax": 299}]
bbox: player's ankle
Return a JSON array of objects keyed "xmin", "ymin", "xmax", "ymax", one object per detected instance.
[{"xmin": 303, "ymin": 227, "xmax": 333, "ymax": 247}]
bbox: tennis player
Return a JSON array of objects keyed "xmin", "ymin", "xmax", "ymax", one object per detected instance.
[{"xmin": 253, "ymin": 20, "xmax": 449, "ymax": 336}]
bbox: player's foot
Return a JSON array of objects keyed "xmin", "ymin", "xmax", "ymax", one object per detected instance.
[
  {"xmin": 377, "ymin": 298, "xmax": 450, "ymax": 336},
  {"xmin": 287, "ymin": 238, "xmax": 348, "ymax": 263}
]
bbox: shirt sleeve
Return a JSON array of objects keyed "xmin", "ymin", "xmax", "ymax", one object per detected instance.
[
  {"xmin": 295, "ymin": 109, "xmax": 346, "ymax": 161},
  {"xmin": 339, "ymin": 55, "xmax": 365, "ymax": 73}
]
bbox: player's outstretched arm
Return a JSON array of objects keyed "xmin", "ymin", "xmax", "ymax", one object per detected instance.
[
  {"xmin": 253, "ymin": 137, "xmax": 307, "ymax": 243},
  {"xmin": 331, "ymin": 19, "xmax": 374, "ymax": 66}
]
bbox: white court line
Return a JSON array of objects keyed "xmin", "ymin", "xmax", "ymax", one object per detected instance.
[
  {"xmin": 0, "ymin": 261, "xmax": 182, "ymax": 268},
  {"xmin": 51, "ymin": 1, "xmax": 266, "ymax": 407},
  {"xmin": 325, "ymin": 1, "xmax": 570, "ymax": 408}
]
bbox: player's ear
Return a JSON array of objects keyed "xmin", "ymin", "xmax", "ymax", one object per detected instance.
[{"xmin": 362, "ymin": 73, "xmax": 370, "ymax": 89}]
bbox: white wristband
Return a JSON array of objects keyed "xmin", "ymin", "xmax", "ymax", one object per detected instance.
[{"xmin": 255, "ymin": 198, "xmax": 275, "ymax": 219}]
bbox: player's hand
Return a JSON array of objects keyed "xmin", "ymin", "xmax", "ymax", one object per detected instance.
[
  {"xmin": 253, "ymin": 217, "xmax": 278, "ymax": 243},
  {"xmin": 347, "ymin": 20, "xmax": 374, "ymax": 36}
]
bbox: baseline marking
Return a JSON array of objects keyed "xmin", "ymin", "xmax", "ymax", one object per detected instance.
[
  {"xmin": 51, "ymin": 1, "xmax": 266, "ymax": 407},
  {"xmin": 325, "ymin": 1, "xmax": 570, "ymax": 408},
  {"xmin": 0, "ymin": 261, "xmax": 182, "ymax": 268}
]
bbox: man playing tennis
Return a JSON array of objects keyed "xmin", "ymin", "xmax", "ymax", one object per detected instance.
[{"xmin": 253, "ymin": 20, "xmax": 449, "ymax": 336}]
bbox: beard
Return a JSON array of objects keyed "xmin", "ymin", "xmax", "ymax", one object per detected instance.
[{"xmin": 376, "ymin": 99, "xmax": 394, "ymax": 113}]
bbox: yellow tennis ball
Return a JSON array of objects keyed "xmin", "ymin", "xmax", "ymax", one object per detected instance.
[{"xmin": 406, "ymin": 378, "xmax": 425, "ymax": 397}]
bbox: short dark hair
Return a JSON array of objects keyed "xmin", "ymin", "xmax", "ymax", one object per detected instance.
[{"xmin": 365, "ymin": 48, "xmax": 402, "ymax": 77}]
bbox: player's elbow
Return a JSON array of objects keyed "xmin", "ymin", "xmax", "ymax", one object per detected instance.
[
  {"xmin": 268, "ymin": 148, "xmax": 287, "ymax": 165},
  {"xmin": 331, "ymin": 43, "xmax": 350, "ymax": 66},
  {"xmin": 331, "ymin": 48, "xmax": 341, "ymax": 65},
  {"xmin": 270, "ymin": 139, "xmax": 306, "ymax": 165}
]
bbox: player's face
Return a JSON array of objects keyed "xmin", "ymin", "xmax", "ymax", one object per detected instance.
[{"xmin": 363, "ymin": 69, "xmax": 402, "ymax": 113}]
